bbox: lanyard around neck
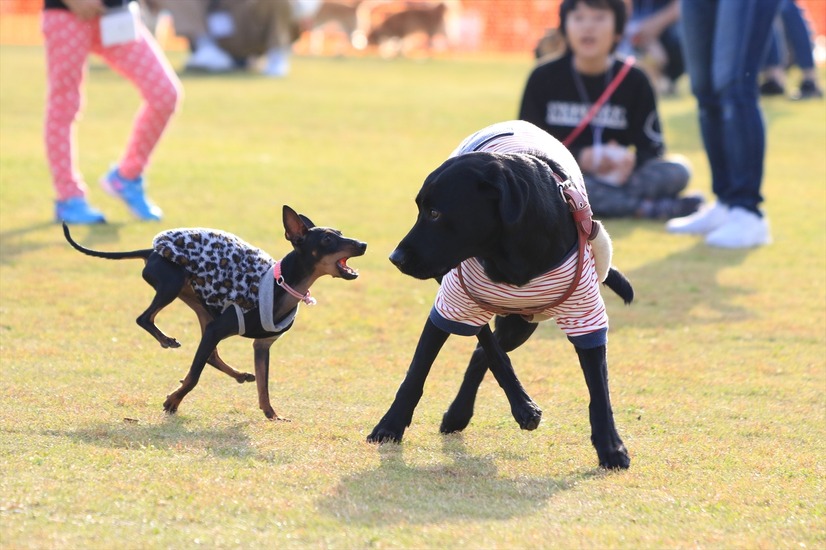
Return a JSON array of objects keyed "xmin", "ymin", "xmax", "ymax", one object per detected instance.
[{"xmin": 570, "ymin": 57, "xmax": 613, "ymax": 146}]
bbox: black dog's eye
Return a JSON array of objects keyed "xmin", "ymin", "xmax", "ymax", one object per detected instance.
[
  {"xmin": 322, "ymin": 235, "xmax": 333, "ymax": 245},
  {"xmin": 425, "ymin": 208, "xmax": 441, "ymax": 221}
]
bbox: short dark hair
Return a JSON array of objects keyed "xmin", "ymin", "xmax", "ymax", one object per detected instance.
[{"xmin": 558, "ymin": 0, "xmax": 628, "ymax": 38}]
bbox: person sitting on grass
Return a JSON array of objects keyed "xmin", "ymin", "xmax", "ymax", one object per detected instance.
[{"xmin": 519, "ymin": 0, "xmax": 700, "ymax": 220}]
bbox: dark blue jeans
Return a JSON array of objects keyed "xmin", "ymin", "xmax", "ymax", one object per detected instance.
[
  {"xmin": 681, "ymin": 0, "xmax": 783, "ymax": 214},
  {"xmin": 764, "ymin": 0, "xmax": 817, "ymax": 71}
]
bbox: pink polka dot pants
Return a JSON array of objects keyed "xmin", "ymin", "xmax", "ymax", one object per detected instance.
[{"xmin": 42, "ymin": 10, "xmax": 182, "ymax": 200}]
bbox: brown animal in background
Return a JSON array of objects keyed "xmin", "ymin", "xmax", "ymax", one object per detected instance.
[
  {"xmin": 367, "ymin": 2, "xmax": 447, "ymax": 56},
  {"xmin": 307, "ymin": 1, "xmax": 364, "ymax": 55},
  {"xmin": 534, "ymin": 28, "xmax": 566, "ymax": 61}
]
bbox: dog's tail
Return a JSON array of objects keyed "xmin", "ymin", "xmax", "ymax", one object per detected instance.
[
  {"xmin": 603, "ymin": 267, "xmax": 634, "ymax": 305},
  {"xmin": 63, "ymin": 222, "xmax": 153, "ymax": 261}
]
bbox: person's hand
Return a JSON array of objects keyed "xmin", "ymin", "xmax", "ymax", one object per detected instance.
[
  {"xmin": 63, "ymin": 0, "xmax": 106, "ymax": 21},
  {"xmin": 599, "ymin": 142, "xmax": 635, "ymax": 184},
  {"xmin": 579, "ymin": 146, "xmax": 611, "ymax": 174}
]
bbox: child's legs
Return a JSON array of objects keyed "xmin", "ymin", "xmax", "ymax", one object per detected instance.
[
  {"xmin": 584, "ymin": 176, "xmax": 641, "ymax": 218},
  {"xmin": 42, "ymin": 10, "xmax": 94, "ymax": 200},
  {"xmin": 625, "ymin": 158, "xmax": 691, "ymax": 199},
  {"xmin": 95, "ymin": 26, "xmax": 182, "ymax": 179}
]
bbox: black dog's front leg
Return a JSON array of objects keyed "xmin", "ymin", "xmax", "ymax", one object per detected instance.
[
  {"xmin": 441, "ymin": 315, "xmax": 539, "ymax": 433},
  {"xmin": 576, "ymin": 345, "xmax": 630, "ymax": 469},
  {"xmin": 473, "ymin": 324, "xmax": 542, "ymax": 430},
  {"xmin": 367, "ymin": 318, "xmax": 449, "ymax": 443},
  {"xmin": 163, "ymin": 312, "xmax": 238, "ymax": 414}
]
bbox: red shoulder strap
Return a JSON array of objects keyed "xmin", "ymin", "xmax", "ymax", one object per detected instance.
[{"xmin": 562, "ymin": 56, "xmax": 635, "ymax": 148}]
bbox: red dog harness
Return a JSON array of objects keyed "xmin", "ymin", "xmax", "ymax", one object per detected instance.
[{"xmin": 456, "ymin": 172, "xmax": 601, "ymax": 317}]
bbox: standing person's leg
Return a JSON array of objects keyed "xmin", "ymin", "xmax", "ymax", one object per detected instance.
[
  {"xmin": 668, "ymin": 0, "xmax": 781, "ymax": 248},
  {"xmin": 667, "ymin": 0, "xmax": 731, "ymax": 233},
  {"xmin": 659, "ymin": 24, "xmax": 685, "ymax": 87},
  {"xmin": 760, "ymin": 17, "xmax": 787, "ymax": 96},
  {"xmin": 42, "ymin": 10, "xmax": 106, "ymax": 224},
  {"xmin": 96, "ymin": 24, "xmax": 183, "ymax": 221},
  {"xmin": 709, "ymin": 0, "xmax": 781, "ymax": 216},
  {"xmin": 781, "ymin": 0, "xmax": 823, "ymax": 99}
]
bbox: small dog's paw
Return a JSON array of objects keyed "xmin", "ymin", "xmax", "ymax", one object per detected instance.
[
  {"xmin": 366, "ymin": 424, "xmax": 403, "ymax": 444},
  {"xmin": 163, "ymin": 395, "xmax": 179, "ymax": 414},
  {"xmin": 239, "ymin": 373, "xmax": 256, "ymax": 383},
  {"xmin": 160, "ymin": 337, "xmax": 180, "ymax": 349},
  {"xmin": 598, "ymin": 444, "xmax": 630, "ymax": 470},
  {"xmin": 262, "ymin": 407, "xmax": 289, "ymax": 422},
  {"xmin": 440, "ymin": 408, "xmax": 472, "ymax": 434},
  {"xmin": 514, "ymin": 401, "xmax": 542, "ymax": 431}
]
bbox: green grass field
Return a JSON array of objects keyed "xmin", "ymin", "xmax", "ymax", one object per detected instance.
[{"xmin": 1, "ymin": 45, "xmax": 824, "ymax": 549}]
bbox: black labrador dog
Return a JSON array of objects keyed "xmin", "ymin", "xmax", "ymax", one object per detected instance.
[{"xmin": 367, "ymin": 121, "xmax": 632, "ymax": 469}]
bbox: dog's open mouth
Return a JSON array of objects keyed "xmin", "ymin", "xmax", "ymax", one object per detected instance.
[{"xmin": 336, "ymin": 257, "xmax": 359, "ymax": 280}]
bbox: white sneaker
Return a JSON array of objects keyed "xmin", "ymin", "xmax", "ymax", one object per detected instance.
[
  {"xmin": 262, "ymin": 47, "xmax": 290, "ymax": 77},
  {"xmin": 705, "ymin": 207, "xmax": 771, "ymax": 248},
  {"xmin": 666, "ymin": 201, "xmax": 730, "ymax": 234},
  {"xmin": 186, "ymin": 41, "xmax": 235, "ymax": 72}
]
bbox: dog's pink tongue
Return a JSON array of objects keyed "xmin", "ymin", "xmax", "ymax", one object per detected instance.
[{"xmin": 338, "ymin": 257, "xmax": 358, "ymax": 275}]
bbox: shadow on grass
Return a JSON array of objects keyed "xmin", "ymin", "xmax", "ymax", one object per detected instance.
[
  {"xmin": 317, "ymin": 434, "xmax": 597, "ymax": 525},
  {"xmin": 53, "ymin": 415, "xmax": 256, "ymax": 460},
  {"xmin": 620, "ymin": 238, "xmax": 754, "ymax": 327},
  {"xmin": 0, "ymin": 221, "xmax": 125, "ymax": 264}
]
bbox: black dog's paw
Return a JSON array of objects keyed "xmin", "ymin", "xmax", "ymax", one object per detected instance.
[
  {"xmin": 162, "ymin": 397, "xmax": 179, "ymax": 415},
  {"xmin": 440, "ymin": 407, "xmax": 472, "ymax": 434},
  {"xmin": 366, "ymin": 424, "xmax": 404, "ymax": 444},
  {"xmin": 597, "ymin": 444, "xmax": 630, "ymax": 470},
  {"xmin": 514, "ymin": 401, "xmax": 542, "ymax": 431},
  {"xmin": 239, "ymin": 373, "xmax": 256, "ymax": 383},
  {"xmin": 160, "ymin": 337, "xmax": 181, "ymax": 349}
]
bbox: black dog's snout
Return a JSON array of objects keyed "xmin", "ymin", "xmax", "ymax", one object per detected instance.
[{"xmin": 389, "ymin": 247, "xmax": 406, "ymax": 269}]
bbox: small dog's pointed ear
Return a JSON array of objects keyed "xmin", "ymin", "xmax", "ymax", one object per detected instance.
[
  {"xmin": 283, "ymin": 205, "xmax": 309, "ymax": 243},
  {"xmin": 299, "ymin": 214, "xmax": 315, "ymax": 229}
]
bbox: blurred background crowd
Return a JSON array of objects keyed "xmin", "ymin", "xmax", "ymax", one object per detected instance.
[{"xmin": 3, "ymin": 0, "xmax": 824, "ymax": 64}]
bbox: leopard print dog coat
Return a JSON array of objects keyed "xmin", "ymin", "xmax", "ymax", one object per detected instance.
[{"xmin": 153, "ymin": 228, "xmax": 297, "ymax": 336}]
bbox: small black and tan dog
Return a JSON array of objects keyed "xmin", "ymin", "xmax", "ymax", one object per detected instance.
[
  {"xmin": 63, "ymin": 205, "xmax": 366, "ymax": 420},
  {"xmin": 367, "ymin": 121, "xmax": 633, "ymax": 469}
]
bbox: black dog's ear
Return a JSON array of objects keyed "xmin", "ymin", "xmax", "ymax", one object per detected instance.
[
  {"xmin": 486, "ymin": 156, "xmax": 530, "ymax": 227},
  {"xmin": 283, "ymin": 205, "xmax": 309, "ymax": 243},
  {"xmin": 299, "ymin": 214, "xmax": 315, "ymax": 229}
]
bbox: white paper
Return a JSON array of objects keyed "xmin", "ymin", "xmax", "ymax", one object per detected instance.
[{"xmin": 100, "ymin": 2, "xmax": 140, "ymax": 47}]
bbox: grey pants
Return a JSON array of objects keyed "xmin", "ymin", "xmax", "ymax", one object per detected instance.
[{"xmin": 585, "ymin": 158, "xmax": 691, "ymax": 218}]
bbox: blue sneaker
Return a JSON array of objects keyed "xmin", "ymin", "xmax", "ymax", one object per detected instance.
[
  {"xmin": 55, "ymin": 197, "xmax": 107, "ymax": 224},
  {"xmin": 100, "ymin": 167, "xmax": 163, "ymax": 221}
]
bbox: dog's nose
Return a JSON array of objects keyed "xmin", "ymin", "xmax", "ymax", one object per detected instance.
[{"xmin": 389, "ymin": 248, "xmax": 406, "ymax": 268}]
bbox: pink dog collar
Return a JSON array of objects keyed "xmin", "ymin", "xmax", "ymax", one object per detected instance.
[{"xmin": 274, "ymin": 261, "xmax": 316, "ymax": 305}]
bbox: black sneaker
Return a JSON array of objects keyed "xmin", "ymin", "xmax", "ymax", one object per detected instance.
[
  {"xmin": 759, "ymin": 79, "xmax": 785, "ymax": 96},
  {"xmin": 791, "ymin": 80, "xmax": 823, "ymax": 100}
]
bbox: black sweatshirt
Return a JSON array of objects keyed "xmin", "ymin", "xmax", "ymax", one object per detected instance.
[{"xmin": 519, "ymin": 52, "xmax": 665, "ymax": 168}]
